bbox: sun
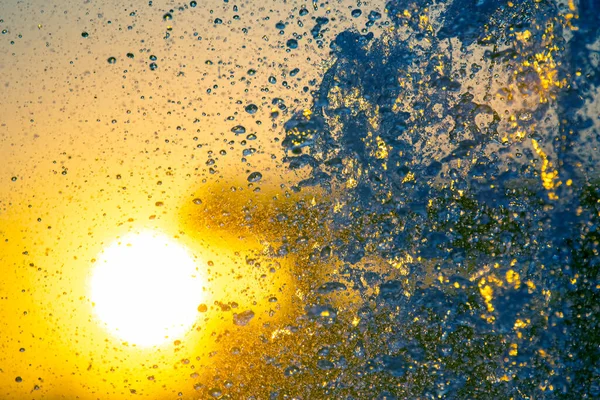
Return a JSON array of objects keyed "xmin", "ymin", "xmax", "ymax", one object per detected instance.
[{"xmin": 90, "ymin": 231, "xmax": 206, "ymax": 347}]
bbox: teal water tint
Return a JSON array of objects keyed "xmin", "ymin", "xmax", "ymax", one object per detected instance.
[{"xmin": 281, "ymin": 1, "xmax": 600, "ymax": 397}]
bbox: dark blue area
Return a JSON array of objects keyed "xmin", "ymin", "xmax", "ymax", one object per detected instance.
[{"xmin": 281, "ymin": 0, "xmax": 600, "ymax": 397}]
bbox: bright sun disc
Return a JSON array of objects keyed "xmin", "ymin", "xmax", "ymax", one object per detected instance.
[{"xmin": 90, "ymin": 231, "xmax": 205, "ymax": 347}]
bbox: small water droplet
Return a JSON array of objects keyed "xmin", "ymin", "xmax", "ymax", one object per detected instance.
[
  {"xmin": 11, "ymin": 176, "xmax": 17, "ymax": 182},
  {"xmin": 107, "ymin": 56, "xmax": 117, "ymax": 64},
  {"xmin": 192, "ymin": 198, "xmax": 202, "ymax": 205},
  {"xmin": 368, "ymin": 11, "xmax": 382, "ymax": 21},
  {"xmin": 233, "ymin": 310, "xmax": 255, "ymax": 326},
  {"xmin": 286, "ymin": 39, "xmax": 298, "ymax": 49},
  {"xmin": 190, "ymin": 0, "xmax": 197, "ymax": 7},
  {"xmin": 247, "ymin": 172, "xmax": 262, "ymax": 182},
  {"xmin": 231, "ymin": 125, "xmax": 246, "ymax": 135},
  {"xmin": 81, "ymin": 31, "xmax": 89, "ymax": 38},
  {"xmin": 149, "ymin": 62, "xmax": 158, "ymax": 71},
  {"xmin": 163, "ymin": 13, "xmax": 172, "ymax": 21},
  {"xmin": 245, "ymin": 104, "xmax": 258, "ymax": 114},
  {"xmin": 351, "ymin": 9, "xmax": 362, "ymax": 18}
]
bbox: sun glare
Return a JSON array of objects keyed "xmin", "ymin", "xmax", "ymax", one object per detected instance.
[{"xmin": 90, "ymin": 231, "xmax": 206, "ymax": 347}]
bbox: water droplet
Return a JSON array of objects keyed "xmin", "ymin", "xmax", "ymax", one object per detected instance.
[
  {"xmin": 247, "ymin": 172, "xmax": 262, "ymax": 182},
  {"xmin": 190, "ymin": 0, "xmax": 197, "ymax": 7},
  {"xmin": 192, "ymin": 198, "xmax": 202, "ymax": 205},
  {"xmin": 233, "ymin": 310, "xmax": 255, "ymax": 326},
  {"xmin": 11, "ymin": 176, "xmax": 17, "ymax": 182},
  {"xmin": 107, "ymin": 57, "xmax": 117, "ymax": 64},
  {"xmin": 15, "ymin": 377, "xmax": 22, "ymax": 383},
  {"xmin": 368, "ymin": 11, "xmax": 382, "ymax": 21},
  {"xmin": 126, "ymin": 52, "xmax": 134, "ymax": 58},
  {"xmin": 149, "ymin": 55, "xmax": 157, "ymax": 61},
  {"xmin": 242, "ymin": 148, "xmax": 256, "ymax": 157},
  {"xmin": 81, "ymin": 32, "xmax": 89, "ymax": 38},
  {"xmin": 149, "ymin": 62, "xmax": 158, "ymax": 71},
  {"xmin": 245, "ymin": 104, "xmax": 258, "ymax": 114},
  {"xmin": 275, "ymin": 22, "xmax": 285, "ymax": 30},
  {"xmin": 214, "ymin": 18, "xmax": 222, "ymax": 24},
  {"xmin": 163, "ymin": 13, "xmax": 172, "ymax": 21},
  {"xmin": 299, "ymin": 8, "xmax": 309, "ymax": 16},
  {"xmin": 231, "ymin": 125, "xmax": 246, "ymax": 135},
  {"xmin": 197, "ymin": 304, "xmax": 207, "ymax": 312},
  {"xmin": 351, "ymin": 9, "xmax": 362, "ymax": 18},
  {"xmin": 268, "ymin": 76, "xmax": 277, "ymax": 84},
  {"xmin": 286, "ymin": 39, "xmax": 298, "ymax": 49}
]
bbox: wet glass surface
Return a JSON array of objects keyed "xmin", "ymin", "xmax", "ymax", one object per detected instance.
[{"xmin": 1, "ymin": 0, "xmax": 599, "ymax": 398}]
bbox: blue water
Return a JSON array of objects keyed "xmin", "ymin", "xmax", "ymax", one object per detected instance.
[{"xmin": 280, "ymin": 1, "xmax": 600, "ymax": 397}]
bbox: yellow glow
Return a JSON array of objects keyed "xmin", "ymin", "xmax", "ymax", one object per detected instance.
[{"xmin": 90, "ymin": 231, "xmax": 206, "ymax": 347}]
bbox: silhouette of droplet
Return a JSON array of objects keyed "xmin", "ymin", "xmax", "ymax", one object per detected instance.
[
  {"xmin": 245, "ymin": 104, "xmax": 258, "ymax": 114},
  {"xmin": 231, "ymin": 125, "xmax": 246, "ymax": 135},
  {"xmin": 247, "ymin": 172, "xmax": 262, "ymax": 182},
  {"xmin": 107, "ymin": 57, "xmax": 117, "ymax": 64},
  {"xmin": 286, "ymin": 39, "xmax": 298, "ymax": 49}
]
